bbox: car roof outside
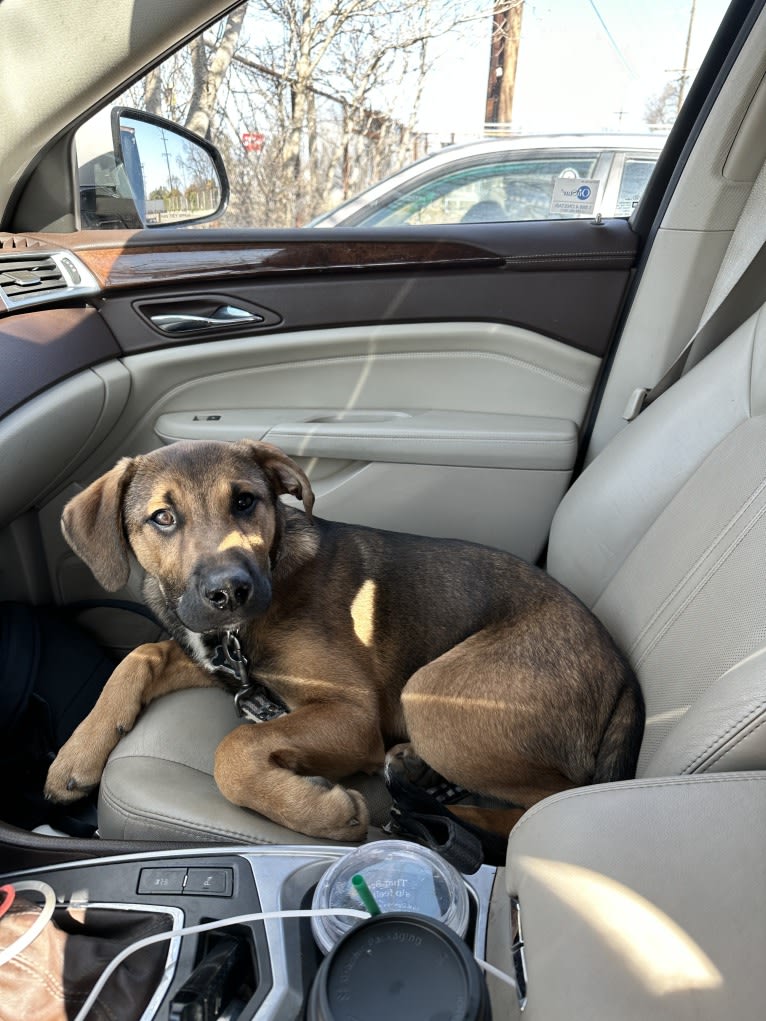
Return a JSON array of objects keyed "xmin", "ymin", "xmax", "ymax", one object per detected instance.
[
  {"xmin": 398, "ymin": 132, "xmax": 666, "ymax": 160},
  {"xmin": 311, "ymin": 132, "xmax": 668, "ymax": 226}
]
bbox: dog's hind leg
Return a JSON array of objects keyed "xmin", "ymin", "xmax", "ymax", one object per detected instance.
[
  {"xmin": 400, "ymin": 623, "xmax": 588, "ymax": 813},
  {"xmin": 213, "ymin": 702, "xmax": 385, "ymax": 841},
  {"xmin": 45, "ymin": 640, "xmax": 215, "ymax": 803}
]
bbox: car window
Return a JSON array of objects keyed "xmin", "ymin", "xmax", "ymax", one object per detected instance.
[
  {"xmin": 346, "ymin": 153, "xmax": 605, "ymax": 226},
  {"xmin": 615, "ymin": 157, "xmax": 659, "ymax": 217},
  {"xmin": 74, "ymin": 0, "xmax": 732, "ymax": 231}
]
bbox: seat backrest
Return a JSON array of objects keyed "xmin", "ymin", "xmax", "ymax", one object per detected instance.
[{"xmin": 547, "ymin": 304, "xmax": 766, "ymax": 777}]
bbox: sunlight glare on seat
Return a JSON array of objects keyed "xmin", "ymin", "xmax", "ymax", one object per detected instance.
[{"xmin": 518, "ymin": 856, "xmax": 722, "ymax": 995}]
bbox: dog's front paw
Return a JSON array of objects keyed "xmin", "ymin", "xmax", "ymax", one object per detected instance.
[
  {"xmin": 44, "ymin": 728, "xmax": 117, "ymax": 803},
  {"xmin": 317, "ymin": 783, "xmax": 370, "ymax": 842},
  {"xmin": 45, "ymin": 752, "xmax": 97, "ymax": 803},
  {"xmin": 288, "ymin": 779, "xmax": 368, "ymax": 841}
]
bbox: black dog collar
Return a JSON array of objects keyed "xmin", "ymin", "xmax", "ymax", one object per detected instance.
[{"xmin": 212, "ymin": 630, "xmax": 289, "ymax": 724}]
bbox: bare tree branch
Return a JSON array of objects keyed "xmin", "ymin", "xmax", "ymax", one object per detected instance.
[
  {"xmin": 185, "ymin": 5, "xmax": 248, "ymax": 138},
  {"xmin": 118, "ymin": 0, "xmax": 487, "ymax": 226}
]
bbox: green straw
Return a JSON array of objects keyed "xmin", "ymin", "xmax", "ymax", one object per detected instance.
[{"xmin": 351, "ymin": 873, "xmax": 382, "ymax": 916}]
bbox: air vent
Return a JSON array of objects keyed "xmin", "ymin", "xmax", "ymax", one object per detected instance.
[
  {"xmin": 0, "ymin": 234, "xmax": 46, "ymax": 250},
  {"xmin": 0, "ymin": 256, "xmax": 67, "ymax": 298},
  {"xmin": 0, "ymin": 251, "xmax": 99, "ymax": 311}
]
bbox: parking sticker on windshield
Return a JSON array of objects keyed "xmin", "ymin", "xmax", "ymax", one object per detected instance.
[{"xmin": 550, "ymin": 178, "xmax": 600, "ymax": 216}]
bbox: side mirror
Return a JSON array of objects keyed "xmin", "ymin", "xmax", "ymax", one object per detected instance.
[
  {"xmin": 110, "ymin": 108, "xmax": 228, "ymax": 228},
  {"xmin": 77, "ymin": 107, "xmax": 229, "ymax": 230}
]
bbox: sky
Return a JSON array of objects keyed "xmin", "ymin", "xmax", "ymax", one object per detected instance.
[{"xmin": 417, "ymin": 0, "xmax": 731, "ymax": 141}]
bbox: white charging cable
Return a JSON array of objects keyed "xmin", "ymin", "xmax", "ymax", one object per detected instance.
[
  {"xmin": 68, "ymin": 905, "xmax": 517, "ymax": 1020},
  {"xmin": 0, "ymin": 898, "xmax": 515, "ymax": 1019},
  {"xmin": 71, "ymin": 908, "xmax": 369, "ymax": 1021},
  {"xmin": 475, "ymin": 956, "xmax": 518, "ymax": 989},
  {"xmin": 0, "ymin": 879, "xmax": 57, "ymax": 966}
]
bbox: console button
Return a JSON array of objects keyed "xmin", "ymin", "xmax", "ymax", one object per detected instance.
[
  {"xmin": 184, "ymin": 867, "xmax": 234, "ymax": 897},
  {"xmin": 137, "ymin": 867, "xmax": 188, "ymax": 895}
]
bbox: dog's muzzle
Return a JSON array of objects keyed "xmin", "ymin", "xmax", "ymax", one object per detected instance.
[{"xmin": 176, "ymin": 554, "xmax": 272, "ymax": 632}]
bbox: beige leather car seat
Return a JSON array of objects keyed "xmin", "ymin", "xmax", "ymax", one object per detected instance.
[{"xmin": 97, "ymin": 304, "xmax": 766, "ymax": 843}]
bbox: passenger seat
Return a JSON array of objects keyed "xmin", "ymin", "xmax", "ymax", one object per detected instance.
[{"xmin": 97, "ymin": 304, "xmax": 766, "ymax": 842}]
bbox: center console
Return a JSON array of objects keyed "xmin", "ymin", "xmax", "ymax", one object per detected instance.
[
  {"xmin": 0, "ymin": 844, "xmax": 498, "ymax": 1020},
  {"xmin": 8, "ymin": 773, "xmax": 757, "ymax": 1020}
]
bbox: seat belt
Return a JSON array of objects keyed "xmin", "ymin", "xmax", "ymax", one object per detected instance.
[{"xmin": 624, "ymin": 157, "xmax": 766, "ymax": 421}]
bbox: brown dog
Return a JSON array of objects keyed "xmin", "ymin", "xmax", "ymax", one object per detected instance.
[{"xmin": 45, "ymin": 439, "xmax": 644, "ymax": 842}]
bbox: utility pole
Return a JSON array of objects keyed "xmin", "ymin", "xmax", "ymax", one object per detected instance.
[
  {"xmin": 484, "ymin": 1, "xmax": 524, "ymax": 135},
  {"xmin": 677, "ymin": 0, "xmax": 697, "ymax": 114}
]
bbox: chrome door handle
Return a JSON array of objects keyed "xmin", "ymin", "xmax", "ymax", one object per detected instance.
[{"xmin": 150, "ymin": 305, "xmax": 265, "ymax": 334}]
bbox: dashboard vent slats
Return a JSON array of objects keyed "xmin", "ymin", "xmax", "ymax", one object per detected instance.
[
  {"xmin": 0, "ymin": 251, "xmax": 99, "ymax": 311},
  {"xmin": 0, "ymin": 257, "xmax": 67, "ymax": 297},
  {"xmin": 0, "ymin": 234, "xmax": 46, "ymax": 251}
]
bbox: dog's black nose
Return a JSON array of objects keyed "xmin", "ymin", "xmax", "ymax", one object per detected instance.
[
  {"xmin": 178, "ymin": 558, "xmax": 271, "ymax": 632},
  {"xmin": 203, "ymin": 568, "xmax": 254, "ymax": 612}
]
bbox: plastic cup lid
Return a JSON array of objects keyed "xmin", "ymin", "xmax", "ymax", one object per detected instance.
[{"xmin": 311, "ymin": 839, "xmax": 470, "ymax": 953}]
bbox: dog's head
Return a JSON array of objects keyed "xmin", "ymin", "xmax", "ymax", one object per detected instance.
[{"xmin": 61, "ymin": 439, "xmax": 314, "ymax": 633}]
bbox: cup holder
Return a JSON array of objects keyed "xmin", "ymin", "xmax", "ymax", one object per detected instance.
[{"xmin": 306, "ymin": 913, "xmax": 491, "ymax": 1021}]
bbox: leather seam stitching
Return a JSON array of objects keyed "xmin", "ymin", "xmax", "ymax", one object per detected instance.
[
  {"xmin": 684, "ymin": 696, "xmax": 766, "ymax": 770},
  {"xmin": 629, "ymin": 460, "xmax": 766, "ymax": 654},
  {"xmin": 4, "ymin": 952, "xmax": 68, "ymax": 998},
  {"xmin": 633, "ymin": 490, "xmax": 766, "ymax": 667},
  {"xmin": 689, "ymin": 705, "xmax": 766, "ymax": 772}
]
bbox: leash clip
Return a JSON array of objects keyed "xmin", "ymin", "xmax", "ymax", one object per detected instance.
[
  {"xmin": 219, "ymin": 629, "xmax": 250, "ymax": 689},
  {"xmin": 216, "ymin": 629, "xmax": 289, "ymax": 724}
]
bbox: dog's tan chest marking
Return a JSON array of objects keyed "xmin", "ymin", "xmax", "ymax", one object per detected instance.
[
  {"xmin": 350, "ymin": 579, "xmax": 377, "ymax": 648},
  {"xmin": 182, "ymin": 629, "xmax": 220, "ymax": 672}
]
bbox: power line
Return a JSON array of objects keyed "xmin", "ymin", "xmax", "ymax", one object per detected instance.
[{"xmin": 585, "ymin": 0, "xmax": 638, "ymax": 80}]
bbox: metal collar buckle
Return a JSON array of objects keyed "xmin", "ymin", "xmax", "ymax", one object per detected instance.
[{"xmin": 234, "ymin": 688, "xmax": 288, "ymax": 723}]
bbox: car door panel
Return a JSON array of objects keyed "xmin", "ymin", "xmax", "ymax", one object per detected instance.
[
  {"xmin": 75, "ymin": 219, "xmax": 637, "ymax": 355},
  {"xmin": 115, "ymin": 322, "xmax": 598, "ymax": 430},
  {"xmin": 155, "ymin": 408, "xmax": 577, "ymax": 471},
  {"xmin": 0, "ymin": 219, "xmax": 637, "ymax": 605},
  {"xmin": 88, "ymin": 319, "xmax": 596, "ymax": 560}
]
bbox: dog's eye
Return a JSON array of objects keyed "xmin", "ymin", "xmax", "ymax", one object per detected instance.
[
  {"xmin": 150, "ymin": 509, "xmax": 176, "ymax": 528},
  {"xmin": 234, "ymin": 492, "xmax": 257, "ymax": 513}
]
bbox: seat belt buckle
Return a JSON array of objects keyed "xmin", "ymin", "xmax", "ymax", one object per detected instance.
[{"xmin": 623, "ymin": 387, "xmax": 649, "ymax": 422}]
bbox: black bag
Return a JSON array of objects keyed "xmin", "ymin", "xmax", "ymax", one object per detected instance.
[
  {"xmin": 0, "ymin": 602, "xmax": 117, "ymax": 834},
  {"xmin": 385, "ymin": 769, "xmax": 510, "ymax": 873}
]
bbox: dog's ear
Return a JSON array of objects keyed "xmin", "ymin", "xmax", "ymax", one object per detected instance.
[
  {"xmin": 239, "ymin": 439, "xmax": 315, "ymax": 521},
  {"xmin": 61, "ymin": 457, "xmax": 136, "ymax": 591}
]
